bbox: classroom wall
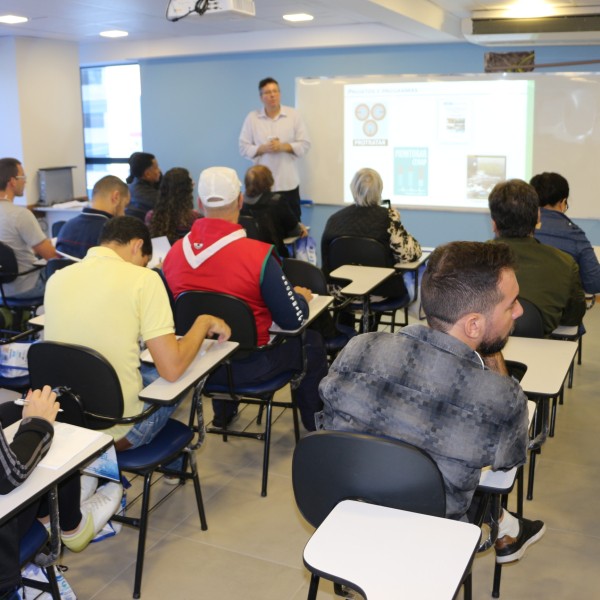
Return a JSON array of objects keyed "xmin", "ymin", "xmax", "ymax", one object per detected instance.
[
  {"xmin": 140, "ymin": 42, "xmax": 600, "ymax": 254},
  {"xmin": 0, "ymin": 38, "xmax": 86, "ymax": 205}
]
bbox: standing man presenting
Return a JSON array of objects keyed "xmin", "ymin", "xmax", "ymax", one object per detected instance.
[{"xmin": 239, "ymin": 77, "xmax": 311, "ymax": 221}]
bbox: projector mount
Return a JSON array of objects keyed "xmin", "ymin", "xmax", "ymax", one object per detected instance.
[{"xmin": 166, "ymin": 0, "xmax": 209, "ymax": 22}]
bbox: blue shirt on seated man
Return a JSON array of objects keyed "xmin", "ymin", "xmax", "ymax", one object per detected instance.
[
  {"xmin": 56, "ymin": 175, "xmax": 130, "ymax": 259},
  {"xmin": 531, "ymin": 171, "xmax": 600, "ymax": 294}
]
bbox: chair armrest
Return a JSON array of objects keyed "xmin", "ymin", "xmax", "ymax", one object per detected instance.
[{"xmin": 81, "ymin": 402, "xmax": 160, "ymax": 425}]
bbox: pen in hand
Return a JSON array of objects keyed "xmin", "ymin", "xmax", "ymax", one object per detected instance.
[{"xmin": 14, "ymin": 398, "xmax": 64, "ymax": 412}]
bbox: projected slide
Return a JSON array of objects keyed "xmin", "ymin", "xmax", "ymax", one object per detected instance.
[{"xmin": 343, "ymin": 80, "xmax": 533, "ymax": 209}]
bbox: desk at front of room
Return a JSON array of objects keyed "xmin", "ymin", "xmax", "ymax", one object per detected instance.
[{"xmin": 31, "ymin": 201, "xmax": 87, "ymax": 236}]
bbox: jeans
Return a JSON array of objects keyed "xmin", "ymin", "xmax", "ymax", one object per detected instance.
[{"xmin": 125, "ymin": 363, "xmax": 180, "ymax": 449}]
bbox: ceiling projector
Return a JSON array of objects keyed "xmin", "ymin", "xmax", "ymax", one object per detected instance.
[{"xmin": 167, "ymin": 0, "xmax": 256, "ymax": 21}]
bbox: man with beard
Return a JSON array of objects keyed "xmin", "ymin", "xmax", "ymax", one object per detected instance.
[{"xmin": 317, "ymin": 241, "xmax": 545, "ymax": 564}]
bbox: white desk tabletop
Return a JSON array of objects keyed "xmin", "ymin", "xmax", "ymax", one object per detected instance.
[
  {"xmin": 478, "ymin": 400, "xmax": 536, "ymax": 491},
  {"xmin": 0, "ymin": 422, "xmax": 112, "ymax": 525},
  {"xmin": 304, "ymin": 499, "xmax": 480, "ymax": 600},
  {"xmin": 329, "ymin": 265, "xmax": 394, "ymax": 296},
  {"xmin": 139, "ymin": 339, "xmax": 238, "ymax": 403},
  {"xmin": 269, "ymin": 295, "xmax": 334, "ymax": 335},
  {"xmin": 503, "ymin": 336, "xmax": 578, "ymax": 397},
  {"xmin": 395, "ymin": 250, "xmax": 431, "ymax": 271}
]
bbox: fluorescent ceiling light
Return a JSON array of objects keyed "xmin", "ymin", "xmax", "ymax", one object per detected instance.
[
  {"xmin": 99, "ymin": 30, "xmax": 129, "ymax": 38},
  {"xmin": 504, "ymin": 1, "xmax": 555, "ymax": 19},
  {"xmin": 283, "ymin": 13, "xmax": 314, "ymax": 23},
  {"xmin": 0, "ymin": 15, "xmax": 29, "ymax": 24}
]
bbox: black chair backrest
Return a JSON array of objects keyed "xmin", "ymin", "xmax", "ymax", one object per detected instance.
[
  {"xmin": 238, "ymin": 215, "xmax": 263, "ymax": 242},
  {"xmin": 45, "ymin": 258, "xmax": 75, "ymax": 280},
  {"xmin": 28, "ymin": 341, "xmax": 124, "ymax": 430},
  {"xmin": 51, "ymin": 220, "xmax": 66, "ymax": 237},
  {"xmin": 512, "ymin": 297, "xmax": 544, "ymax": 338},
  {"xmin": 0, "ymin": 242, "xmax": 20, "ymax": 284},
  {"xmin": 327, "ymin": 236, "xmax": 408, "ymax": 298},
  {"xmin": 154, "ymin": 267, "xmax": 175, "ymax": 314},
  {"xmin": 282, "ymin": 258, "xmax": 328, "ymax": 295},
  {"xmin": 292, "ymin": 430, "xmax": 446, "ymax": 528},
  {"xmin": 175, "ymin": 291, "xmax": 257, "ymax": 355}
]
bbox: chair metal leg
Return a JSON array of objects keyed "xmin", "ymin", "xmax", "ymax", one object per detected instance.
[
  {"xmin": 132, "ymin": 472, "xmax": 153, "ymax": 599},
  {"xmin": 492, "ymin": 562, "xmax": 503, "ymax": 598},
  {"xmin": 307, "ymin": 573, "xmax": 320, "ymax": 600},
  {"xmin": 46, "ymin": 565, "xmax": 61, "ymax": 600},
  {"xmin": 527, "ymin": 449, "xmax": 537, "ymax": 501},
  {"xmin": 490, "ymin": 495, "xmax": 503, "ymax": 598},
  {"xmin": 260, "ymin": 401, "xmax": 274, "ymax": 497},
  {"xmin": 568, "ymin": 358, "xmax": 574, "ymax": 389},
  {"xmin": 550, "ymin": 393, "xmax": 559, "ymax": 437},
  {"xmin": 516, "ymin": 465, "xmax": 524, "ymax": 517},
  {"xmin": 187, "ymin": 450, "xmax": 208, "ymax": 530},
  {"xmin": 463, "ymin": 572, "xmax": 472, "ymax": 600}
]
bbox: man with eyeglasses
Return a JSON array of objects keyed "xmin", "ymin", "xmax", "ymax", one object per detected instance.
[
  {"xmin": 239, "ymin": 77, "xmax": 311, "ymax": 221},
  {"xmin": 0, "ymin": 157, "xmax": 58, "ymax": 300}
]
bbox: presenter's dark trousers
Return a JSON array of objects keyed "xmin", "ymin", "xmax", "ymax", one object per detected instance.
[
  {"xmin": 278, "ymin": 186, "xmax": 302, "ymax": 221},
  {"xmin": 208, "ymin": 330, "xmax": 327, "ymax": 431}
]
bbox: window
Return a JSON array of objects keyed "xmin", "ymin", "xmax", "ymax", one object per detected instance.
[{"xmin": 81, "ymin": 64, "xmax": 142, "ymax": 194}]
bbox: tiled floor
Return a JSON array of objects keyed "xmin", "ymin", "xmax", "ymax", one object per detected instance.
[{"xmin": 60, "ymin": 305, "xmax": 600, "ymax": 599}]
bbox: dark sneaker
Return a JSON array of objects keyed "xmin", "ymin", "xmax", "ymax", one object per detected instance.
[
  {"xmin": 495, "ymin": 514, "xmax": 546, "ymax": 563},
  {"xmin": 212, "ymin": 409, "xmax": 239, "ymax": 429}
]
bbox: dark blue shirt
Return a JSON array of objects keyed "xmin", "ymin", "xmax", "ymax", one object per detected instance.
[
  {"xmin": 56, "ymin": 208, "xmax": 112, "ymax": 259},
  {"xmin": 535, "ymin": 208, "xmax": 600, "ymax": 294}
]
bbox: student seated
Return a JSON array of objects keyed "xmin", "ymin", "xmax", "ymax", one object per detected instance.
[
  {"xmin": 488, "ymin": 179, "xmax": 586, "ymax": 335},
  {"xmin": 0, "ymin": 387, "xmax": 121, "ymax": 598},
  {"xmin": 125, "ymin": 152, "xmax": 162, "ymax": 221},
  {"xmin": 146, "ymin": 168, "xmax": 201, "ymax": 244},
  {"xmin": 163, "ymin": 167, "xmax": 327, "ymax": 430},
  {"xmin": 531, "ymin": 171, "xmax": 600, "ymax": 294},
  {"xmin": 241, "ymin": 165, "xmax": 307, "ymax": 258},
  {"xmin": 319, "ymin": 242, "xmax": 546, "ymax": 563},
  {"xmin": 56, "ymin": 175, "xmax": 130, "ymax": 259},
  {"xmin": 0, "ymin": 158, "xmax": 58, "ymax": 300},
  {"xmin": 44, "ymin": 216, "xmax": 230, "ymax": 452}
]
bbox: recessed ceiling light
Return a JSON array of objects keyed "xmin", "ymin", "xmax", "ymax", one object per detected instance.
[
  {"xmin": 504, "ymin": 0, "xmax": 555, "ymax": 19},
  {"xmin": 283, "ymin": 13, "xmax": 314, "ymax": 23},
  {"xmin": 99, "ymin": 30, "xmax": 129, "ymax": 38},
  {"xmin": 0, "ymin": 15, "xmax": 29, "ymax": 25}
]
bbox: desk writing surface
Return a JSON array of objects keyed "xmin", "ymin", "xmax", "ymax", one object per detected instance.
[
  {"xmin": 139, "ymin": 339, "xmax": 238, "ymax": 403},
  {"xmin": 269, "ymin": 295, "xmax": 333, "ymax": 335},
  {"xmin": 478, "ymin": 400, "xmax": 536, "ymax": 491},
  {"xmin": 303, "ymin": 499, "xmax": 479, "ymax": 600},
  {"xmin": 329, "ymin": 265, "xmax": 394, "ymax": 296},
  {"xmin": 503, "ymin": 337, "xmax": 578, "ymax": 397},
  {"xmin": 395, "ymin": 250, "xmax": 431, "ymax": 271},
  {"xmin": 0, "ymin": 422, "xmax": 112, "ymax": 524}
]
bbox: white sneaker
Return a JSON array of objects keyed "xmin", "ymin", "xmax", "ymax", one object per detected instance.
[
  {"xmin": 80, "ymin": 474, "xmax": 99, "ymax": 503},
  {"xmin": 82, "ymin": 482, "xmax": 123, "ymax": 535}
]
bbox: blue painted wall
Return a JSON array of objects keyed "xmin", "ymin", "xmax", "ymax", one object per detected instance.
[{"xmin": 140, "ymin": 43, "xmax": 600, "ymax": 262}]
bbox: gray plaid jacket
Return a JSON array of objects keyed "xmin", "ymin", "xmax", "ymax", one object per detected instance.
[{"xmin": 317, "ymin": 324, "xmax": 528, "ymax": 519}]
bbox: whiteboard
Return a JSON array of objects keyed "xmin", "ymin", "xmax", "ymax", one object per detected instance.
[{"xmin": 296, "ymin": 73, "xmax": 600, "ymax": 219}]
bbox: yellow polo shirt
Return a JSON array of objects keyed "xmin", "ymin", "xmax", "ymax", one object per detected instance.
[{"xmin": 44, "ymin": 246, "xmax": 174, "ymax": 440}]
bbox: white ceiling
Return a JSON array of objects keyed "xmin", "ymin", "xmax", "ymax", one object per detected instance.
[{"xmin": 1, "ymin": 1, "xmax": 600, "ymax": 63}]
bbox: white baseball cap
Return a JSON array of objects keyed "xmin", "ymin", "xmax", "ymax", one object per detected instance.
[{"xmin": 197, "ymin": 167, "xmax": 241, "ymax": 208}]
